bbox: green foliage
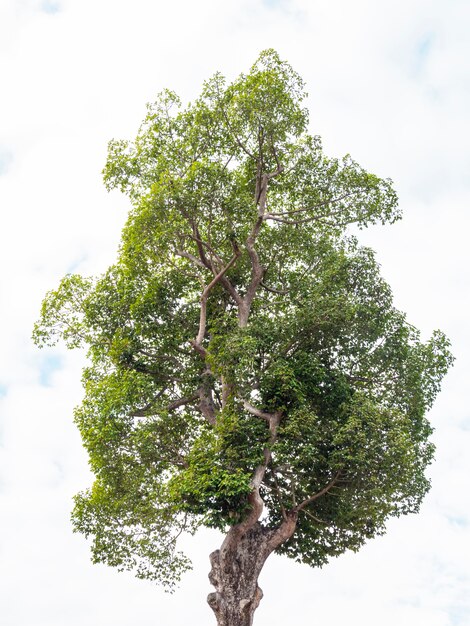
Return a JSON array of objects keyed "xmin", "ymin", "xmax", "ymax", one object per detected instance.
[
  {"xmin": 33, "ymin": 50, "xmax": 453, "ymax": 588},
  {"xmin": 72, "ymin": 480, "xmax": 193, "ymax": 589},
  {"xmin": 169, "ymin": 406, "xmax": 267, "ymax": 529}
]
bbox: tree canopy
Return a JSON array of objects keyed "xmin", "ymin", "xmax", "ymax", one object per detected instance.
[{"xmin": 33, "ymin": 50, "xmax": 453, "ymax": 595}]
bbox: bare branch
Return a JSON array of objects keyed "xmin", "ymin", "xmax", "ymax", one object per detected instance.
[
  {"xmin": 198, "ymin": 384, "xmax": 216, "ymax": 425},
  {"xmin": 260, "ymin": 255, "xmax": 322, "ymax": 298},
  {"xmin": 175, "ymin": 249, "xmax": 208, "ymax": 270},
  {"xmin": 242, "ymin": 399, "xmax": 277, "ymax": 422},
  {"xmin": 190, "ymin": 339, "xmax": 207, "ymax": 359},
  {"xmin": 194, "ymin": 250, "xmax": 241, "ymax": 348},
  {"xmin": 239, "ymin": 174, "xmax": 268, "ymax": 326},
  {"xmin": 220, "ymin": 275, "xmax": 244, "ymax": 307},
  {"xmin": 191, "ymin": 222, "xmax": 220, "ymax": 269},
  {"xmin": 167, "ymin": 394, "xmax": 199, "ymax": 411},
  {"xmin": 265, "ymin": 511, "xmax": 298, "ymax": 554},
  {"xmin": 184, "ymin": 222, "xmax": 243, "ymax": 307}
]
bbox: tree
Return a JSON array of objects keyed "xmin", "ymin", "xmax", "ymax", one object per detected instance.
[{"xmin": 33, "ymin": 50, "xmax": 453, "ymax": 626}]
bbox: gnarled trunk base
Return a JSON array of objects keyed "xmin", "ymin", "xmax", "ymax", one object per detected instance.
[
  {"xmin": 207, "ymin": 516, "xmax": 297, "ymax": 626},
  {"xmin": 208, "ymin": 582, "xmax": 263, "ymax": 626},
  {"xmin": 208, "ymin": 524, "xmax": 266, "ymax": 626}
]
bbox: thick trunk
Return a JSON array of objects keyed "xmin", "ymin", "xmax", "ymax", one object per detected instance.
[
  {"xmin": 207, "ymin": 523, "xmax": 267, "ymax": 626},
  {"xmin": 207, "ymin": 516, "xmax": 297, "ymax": 626}
]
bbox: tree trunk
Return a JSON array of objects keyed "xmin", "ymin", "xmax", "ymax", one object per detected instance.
[
  {"xmin": 207, "ymin": 523, "xmax": 267, "ymax": 626},
  {"xmin": 207, "ymin": 517, "xmax": 297, "ymax": 626}
]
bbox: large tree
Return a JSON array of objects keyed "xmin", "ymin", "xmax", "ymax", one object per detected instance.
[{"xmin": 34, "ymin": 50, "xmax": 452, "ymax": 626}]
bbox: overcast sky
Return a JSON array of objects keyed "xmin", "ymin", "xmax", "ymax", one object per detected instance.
[{"xmin": 0, "ymin": 0, "xmax": 469, "ymax": 624}]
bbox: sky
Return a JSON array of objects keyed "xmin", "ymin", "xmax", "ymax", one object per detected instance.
[{"xmin": 0, "ymin": 0, "xmax": 469, "ymax": 624}]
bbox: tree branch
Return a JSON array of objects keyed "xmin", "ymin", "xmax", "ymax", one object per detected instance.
[
  {"xmin": 167, "ymin": 394, "xmax": 199, "ymax": 411},
  {"xmin": 188, "ymin": 223, "xmax": 243, "ymax": 307},
  {"xmin": 294, "ymin": 471, "xmax": 342, "ymax": 512},
  {"xmin": 190, "ymin": 222, "xmax": 220, "ymax": 269},
  {"xmin": 260, "ymin": 281, "xmax": 289, "ymax": 295},
  {"xmin": 271, "ymin": 469, "xmax": 288, "ymax": 522},
  {"xmin": 131, "ymin": 392, "xmax": 199, "ymax": 417},
  {"xmin": 239, "ymin": 173, "xmax": 268, "ymax": 326},
  {"xmin": 198, "ymin": 384, "xmax": 217, "ymax": 425},
  {"xmin": 194, "ymin": 250, "xmax": 241, "ymax": 349},
  {"xmin": 222, "ymin": 410, "xmax": 282, "ymax": 546},
  {"xmin": 266, "ymin": 142, "xmax": 284, "ymax": 180},
  {"xmin": 242, "ymin": 399, "xmax": 277, "ymax": 422},
  {"xmin": 301, "ymin": 508, "xmax": 328, "ymax": 525},
  {"xmin": 263, "ymin": 212, "xmax": 363, "ymax": 227},
  {"xmin": 175, "ymin": 249, "xmax": 208, "ymax": 270},
  {"xmin": 265, "ymin": 189, "xmax": 366, "ymax": 219},
  {"xmin": 265, "ymin": 510, "xmax": 298, "ymax": 554},
  {"xmin": 216, "ymin": 96, "xmax": 256, "ymax": 160}
]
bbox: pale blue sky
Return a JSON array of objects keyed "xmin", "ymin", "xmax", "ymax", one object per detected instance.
[
  {"xmin": 40, "ymin": 0, "xmax": 61, "ymax": 14},
  {"xmin": 0, "ymin": 150, "xmax": 12, "ymax": 175},
  {"xmin": 413, "ymin": 33, "xmax": 435, "ymax": 75},
  {"xmin": 38, "ymin": 354, "xmax": 63, "ymax": 387}
]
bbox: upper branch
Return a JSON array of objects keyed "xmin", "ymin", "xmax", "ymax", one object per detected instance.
[
  {"xmin": 264, "ymin": 510, "xmax": 298, "ymax": 554},
  {"xmin": 259, "ymin": 281, "xmax": 289, "ymax": 295},
  {"xmin": 191, "ymin": 222, "xmax": 220, "ymax": 269},
  {"xmin": 263, "ymin": 212, "xmax": 363, "ymax": 227},
  {"xmin": 239, "ymin": 173, "xmax": 269, "ymax": 326},
  {"xmin": 242, "ymin": 399, "xmax": 277, "ymax": 422},
  {"xmin": 192, "ymin": 250, "xmax": 241, "ymax": 354},
  {"xmin": 175, "ymin": 249, "xmax": 208, "ymax": 270},
  {"xmin": 267, "ymin": 142, "xmax": 284, "ymax": 180},
  {"xmin": 198, "ymin": 378, "xmax": 217, "ymax": 425},
  {"xmin": 265, "ymin": 189, "xmax": 365, "ymax": 219},
  {"xmin": 239, "ymin": 155, "xmax": 286, "ymax": 327},
  {"xmin": 217, "ymin": 96, "xmax": 256, "ymax": 161},
  {"xmin": 190, "ymin": 222, "xmax": 243, "ymax": 307}
]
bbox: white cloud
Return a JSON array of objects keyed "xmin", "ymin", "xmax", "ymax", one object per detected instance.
[{"xmin": 0, "ymin": 0, "xmax": 469, "ymax": 624}]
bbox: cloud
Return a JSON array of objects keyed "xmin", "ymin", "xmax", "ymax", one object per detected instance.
[
  {"xmin": 0, "ymin": 1, "xmax": 469, "ymax": 625},
  {"xmin": 0, "ymin": 148, "xmax": 12, "ymax": 175}
]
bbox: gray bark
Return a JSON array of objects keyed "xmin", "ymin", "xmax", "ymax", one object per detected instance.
[{"xmin": 207, "ymin": 515, "xmax": 297, "ymax": 626}]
